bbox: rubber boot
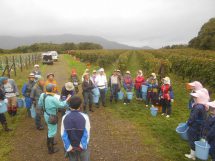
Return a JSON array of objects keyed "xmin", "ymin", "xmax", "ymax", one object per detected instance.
[
  {"xmin": 48, "ymin": 137, "xmax": 59, "ymax": 154},
  {"xmin": 185, "ymin": 149, "xmax": 196, "ymax": 160},
  {"xmin": 89, "ymin": 104, "xmax": 94, "ymax": 112},
  {"xmin": 2, "ymin": 122, "xmax": 12, "ymax": 132}
]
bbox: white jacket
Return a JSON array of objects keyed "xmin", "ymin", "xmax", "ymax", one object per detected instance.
[{"xmin": 95, "ymin": 74, "xmax": 107, "ymax": 89}]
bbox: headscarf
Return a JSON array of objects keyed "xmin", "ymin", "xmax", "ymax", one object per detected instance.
[
  {"xmin": 0, "ymin": 77, "xmax": 8, "ymax": 85},
  {"xmin": 188, "ymin": 81, "xmax": 203, "ymax": 92}
]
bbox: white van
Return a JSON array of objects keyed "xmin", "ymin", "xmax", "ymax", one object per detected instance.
[{"xmin": 48, "ymin": 51, "xmax": 59, "ymax": 61}]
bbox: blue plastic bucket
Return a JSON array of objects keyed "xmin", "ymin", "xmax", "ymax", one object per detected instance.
[
  {"xmin": 141, "ymin": 85, "xmax": 148, "ymax": 93},
  {"xmin": 0, "ymin": 100, "xmax": 7, "ymax": 113},
  {"xmin": 176, "ymin": 123, "xmax": 189, "ymax": 140},
  {"xmin": 117, "ymin": 91, "xmax": 124, "ymax": 100},
  {"xmin": 93, "ymin": 95, "xmax": 100, "ymax": 104},
  {"xmin": 195, "ymin": 141, "xmax": 210, "ymax": 160},
  {"xmin": 30, "ymin": 106, "xmax": 36, "ymax": 119},
  {"xmin": 126, "ymin": 92, "xmax": 133, "ymax": 100},
  {"xmin": 17, "ymin": 98, "xmax": 24, "ymax": 108},
  {"xmin": 92, "ymin": 88, "xmax": 100, "ymax": 96},
  {"xmin": 150, "ymin": 107, "xmax": 158, "ymax": 117}
]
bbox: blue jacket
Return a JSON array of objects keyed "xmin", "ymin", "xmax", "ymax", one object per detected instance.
[
  {"xmin": 203, "ymin": 115, "xmax": 215, "ymax": 144},
  {"xmin": 61, "ymin": 110, "xmax": 90, "ymax": 152},
  {"xmin": 187, "ymin": 104, "xmax": 207, "ymax": 131}
]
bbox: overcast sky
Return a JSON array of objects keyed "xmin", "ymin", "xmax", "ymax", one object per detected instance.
[{"xmin": 0, "ymin": 0, "xmax": 214, "ymax": 48}]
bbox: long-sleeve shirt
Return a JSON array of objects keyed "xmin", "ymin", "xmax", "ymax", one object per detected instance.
[
  {"xmin": 3, "ymin": 79, "xmax": 19, "ymax": 98},
  {"xmin": 82, "ymin": 80, "xmax": 94, "ymax": 93},
  {"xmin": 30, "ymin": 84, "xmax": 44, "ymax": 107},
  {"xmin": 61, "ymin": 110, "xmax": 90, "ymax": 152},
  {"xmin": 45, "ymin": 80, "xmax": 59, "ymax": 94},
  {"xmin": 202, "ymin": 115, "xmax": 215, "ymax": 144},
  {"xmin": 95, "ymin": 75, "xmax": 107, "ymax": 89},
  {"xmin": 60, "ymin": 86, "xmax": 75, "ymax": 100},
  {"xmin": 38, "ymin": 93, "xmax": 67, "ymax": 115}
]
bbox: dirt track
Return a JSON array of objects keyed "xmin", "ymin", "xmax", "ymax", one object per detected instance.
[{"xmin": 8, "ymin": 56, "xmax": 161, "ymax": 161}]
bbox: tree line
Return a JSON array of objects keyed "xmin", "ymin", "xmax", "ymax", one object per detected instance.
[{"xmin": 0, "ymin": 42, "xmax": 103, "ymax": 54}]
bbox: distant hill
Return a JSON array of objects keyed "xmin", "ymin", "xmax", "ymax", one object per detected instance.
[
  {"xmin": 189, "ymin": 18, "xmax": 215, "ymax": 50},
  {"xmin": 0, "ymin": 34, "xmax": 150, "ymax": 50}
]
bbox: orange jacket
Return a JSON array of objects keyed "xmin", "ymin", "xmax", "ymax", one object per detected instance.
[{"xmin": 45, "ymin": 80, "xmax": 58, "ymax": 93}]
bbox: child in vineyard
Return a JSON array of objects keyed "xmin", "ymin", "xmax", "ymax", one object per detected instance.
[
  {"xmin": 187, "ymin": 81, "xmax": 203, "ymax": 110},
  {"xmin": 70, "ymin": 69, "xmax": 80, "ymax": 94},
  {"xmin": 202, "ymin": 101, "xmax": 215, "ymax": 161},
  {"xmin": 0, "ymin": 77, "xmax": 12, "ymax": 131},
  {"xmin": 185, "ymin": 89, "xmax": 208, "ymax": 160},
  {"xmin": 22, "ymin": 73, "xmax": 36, "ymax": 117},
  {"xmin": 1, "ymin": 77, "xmax": 19, "ymax": 116},
  {"xmin": 109, "ymin": 70, "xmax": 121, "ymax": 103},
  {"xmin": 134, "ymin": 70, "xmax": 145, "ymax": 101},
  {"xmin": 123, "ymin": 71, "xmax": 133, "ymax": 105},
  {"xmin": 146, "ymin": 73, "xmax": 158, "ymax": 107},
  {"xmin": 159, "ymin": 77, "xmax": 174, "ymax": 118}
]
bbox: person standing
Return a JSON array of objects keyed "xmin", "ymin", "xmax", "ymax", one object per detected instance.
[
  {"xmin": 22, "ymin": 73, "xmax": 36, "ymax": 117},
  {"xmin": 95, "ymin": 68, "xmax": 107, "ymax": 107},
  {"xmin": 45, "ymin": 73, "xmax": 59, "ymax": 94},
  {"xmin": 38, "ymin": 84, "xmax": 71, "ymax": 154},
  {"xmin": 185, "ymin": 90, "xmax": 208, "ymax": 160},
  {"xmin": 82, "ymin": 73, "xmax": 94, "ymax": 112},
  {"xmin": 134, "ymin": 70, "xmax": 145, "ymax": 101},
  {"xmin": 70, "ymin": 69, "xmax": 80, "ymax": 94},
  {"xmin": 146, "ymin": 73, "xmax": 158, "ymax": 107},
  {"xmin": 30, "ymin": 76, "xmax": 45, "ymax": 130},
  {"xmin": 32, "ymin": 64, "xmax": 42, "ymax": 81},
  {"xmin": 61, "ymin": 96, "xmax": 90, "ymax": 161},
  {"xmin": 109, "ymin": 70, "xmax": 120, "ymax": 103},
  {"xmin": 91, "ymin": 70, "xmax": 98, "ymax": 86},
  {"xmin": 123, "ymin": 71, "xmax": 133, "ymax": 104},
  {"xmin": 0, "ymin": 77, "xmax": 12, "ymax": 131},
  {"xmin": 159, "ymin": 77, "xmax": 174, "ymax": 118},
  {"xmin": 1, "ymin": 77, "xmax": 19, "ymax": 116}
]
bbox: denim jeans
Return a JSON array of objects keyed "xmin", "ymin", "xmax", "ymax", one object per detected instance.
[
  {"xmin": 110, "ymin": 84, "xmax": 119, "ymax": 102},
  {"xmin": 68, "ymin": 149, "xmax": 90, "ymax": 161},
  {"xmin": 98, "ymin": 88, "xmax": 106, "ymax": 106}
]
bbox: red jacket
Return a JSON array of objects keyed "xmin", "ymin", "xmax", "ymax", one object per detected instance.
[{"xmin": 135, "ymin": 76, "xmax": 145, "ymax": 90}]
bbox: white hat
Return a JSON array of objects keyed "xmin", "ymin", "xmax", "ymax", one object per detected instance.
[
  {"xmin": 29, "ymin": 73, "xmax": 35, "ymax": 78},
  {"xmin": 188, "ymin": 81, "xmax": 203, "ymax": 91},
  {"xmin": 164, "ymin": 77, "xmax": 171, "ymax": 85},
  {"xmin": 117, "ymin": 69, "xmax": 121, "ymax": 72},
  {"xmin": 151, "ymin": 73, "xmax": 156, "ymax": 79},
  {"xmin": 99, "ymin": 68, "xmax": 104, "ymax": 72},
  {"xmin": 126, "ymin": 71, "xmax": 131, "ymax": 74},
  {"xmin": 92, "ymin": 70, "xmax": 97, "ymax": 73},
  {"xmin": 34, "ymin": 64, "xmax": 39, "ymax": 68},
  {"xmin": 65, "ymin": 82, "xmax": 74, "ymax": 91},
  {"xmin": 207, "ymin": 101, "xmax": 215, "ymax": 108},
  {"xmin": 190, "ymin": 89, "xmax": 209, "ymax": 104}
]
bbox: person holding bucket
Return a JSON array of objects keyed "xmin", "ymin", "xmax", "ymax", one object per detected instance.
[
  {"xmin": 0, "ymin": 77, "xmax": 12, "ymax": 132},
  {"xmin": 134, "ymin": 70, "xmax": 145, "ymax": 101},
  {"xmin": 22, "ymin": 73, "xmax": 36, "ymax": 117},
  {"xmin": 123, "ymin": 71, "xmax": 133, "ymax": 105},
  {"xmin": 202, "ymin": 101, "xmax": 215, "ymax": 161},
  {"xmin": 185, "ymin": 89, "xmax": 209, "ymax": 160},
  {"xmin": 38, "ymin": 84, "xmax": 71, "ymax": 154},
  {"xmin": 1, "ymin": 77, "xmax": 19, "ymax": 116},
  {"xmin": 82, "ymin": 73, "xmax": 94, "ymax": 112},
  {"xmin": 30, "ymin": 76, "xmax": 45, "ymax": 130},
  {"xmin": 109, "ymin": 70, "xmax": 121, "ymax": 103},
  {"xmin": 146, "ymin": 73, "xmax": 158, "ymax": 107},
  {"xmin": 159, "ymin": 77, "xmax": 174, "ymax": 118}
]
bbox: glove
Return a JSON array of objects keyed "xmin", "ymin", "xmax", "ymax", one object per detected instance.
[{"xmin": 171, "ymin": 99, "xmax": 174, "ymax": 103}]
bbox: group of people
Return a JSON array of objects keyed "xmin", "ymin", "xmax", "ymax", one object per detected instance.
[
  {"xmin": 184, "ymin": 81, "xmax": 215, "ymax": 161},
  {"xmin": 1, "ymin": 63, "xmax": 215, "ymax": 161}
]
